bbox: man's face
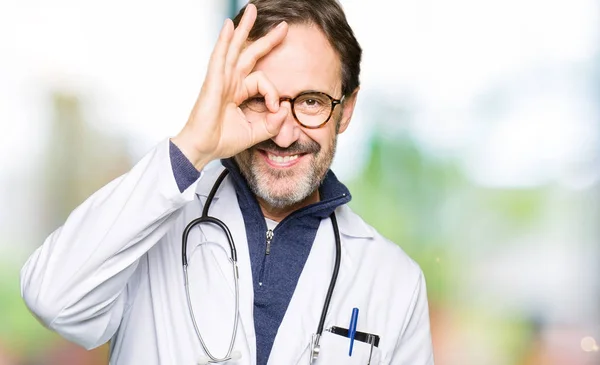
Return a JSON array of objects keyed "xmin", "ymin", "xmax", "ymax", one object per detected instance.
[{"xmin": 234, "ymin": 24, "xmax": 357, "ymax": 209}]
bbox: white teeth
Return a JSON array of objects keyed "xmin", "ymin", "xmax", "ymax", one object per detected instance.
[{"xmin": 268, "ymin": 153, "xmax": 299, "ymax": 164}]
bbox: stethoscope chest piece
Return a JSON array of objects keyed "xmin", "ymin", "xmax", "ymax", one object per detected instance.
[{"xmin": 309, "ymin": 333, "xmax": 321, "ymax": 364}]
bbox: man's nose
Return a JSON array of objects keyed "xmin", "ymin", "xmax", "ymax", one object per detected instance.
[{"xmin": 271, "ymin": 100, "xmax": 301, "ymax": 148}]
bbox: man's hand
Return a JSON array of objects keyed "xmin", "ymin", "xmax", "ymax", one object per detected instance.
[{"xmin": 171, "ymin": 4, "xmax": 289, "ymax": 170}]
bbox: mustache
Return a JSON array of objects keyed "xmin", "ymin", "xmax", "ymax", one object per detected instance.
[{"xmin": 252, "ymin": 139, "xmax": 320, "ymax": 155}]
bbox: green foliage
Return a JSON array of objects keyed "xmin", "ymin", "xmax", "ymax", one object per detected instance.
[
  {"xmin": 347, "ymin": 133, "xmax": 464, "ymax": 304},
  {"xmin": 477, "ymin": 188, "xmax": 548, "ymax": 228},
  {"xmin": 346, "ymin": 131, "xmax": 547, "ymax": 307},
  {"xmin": 0, "ymin": 260, "xmax": 55, "ymax": 356}
]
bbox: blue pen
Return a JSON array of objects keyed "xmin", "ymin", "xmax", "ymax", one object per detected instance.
[{"xmin": 348, "ymin": 307, "xmax": 359, "ymax": 356}]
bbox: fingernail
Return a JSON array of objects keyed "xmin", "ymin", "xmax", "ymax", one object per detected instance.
[{"xmin": 276, "ymin": 21, "xmax": 286, "ymax": 29}]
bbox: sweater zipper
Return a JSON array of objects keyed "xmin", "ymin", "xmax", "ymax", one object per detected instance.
[
  {"xmin": 259, "ymin": 229, "xmax": 274, "ymax": 287},
  {"xmin": 256, "ymin": 193, "xmax": 347, "ymax": 287},
  {"xmin": 265, "ymin": 229, "xmax": 274, "ymax": 255}
]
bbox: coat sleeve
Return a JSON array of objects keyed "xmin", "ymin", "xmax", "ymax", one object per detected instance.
[
  {"xmin": 20, "ymin": 139, "xmax": 201, "ymax": 350},
  {"xmin": 389, "ymin": 270, "xmax": 435, "ymax": 364}
]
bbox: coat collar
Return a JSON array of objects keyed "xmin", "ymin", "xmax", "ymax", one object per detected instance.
[{"xmin": 195, "ymin": 163, "xmax": 374, "ymax": 239}]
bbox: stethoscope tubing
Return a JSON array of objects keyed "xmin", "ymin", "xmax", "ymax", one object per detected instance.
[
  {"xmin": 182, "ymin": 169, "xmax": 235, "ymax": 266},
  {"xmin": 182, "ymin": 169, "xmax": 239, "ymax": 362},
  {"xmin": 315, "ymin": 212, "xmax": 341, "ymax": 339}
]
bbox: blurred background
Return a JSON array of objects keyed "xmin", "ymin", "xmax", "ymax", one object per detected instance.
[{"xmin": 1, "ymin": 0, "xmax": 599, "ymax": 364}]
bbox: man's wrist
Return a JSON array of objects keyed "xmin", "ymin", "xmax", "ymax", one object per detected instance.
[
  {"xmin": 168, "ymin": 140, "xmax": 203, "ymax": 193},
  {"xmin": 170, "ymin": 134, "xmax": 213, "ymax": 172}
]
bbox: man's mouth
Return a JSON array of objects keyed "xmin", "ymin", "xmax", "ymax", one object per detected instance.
[
  {"xmin": 258, "ymin": 149, "xmax": 307, "ymax": 168},
  {"xmin": 267, "ymin": 153, "xmax": 299, "ymax": 163}
]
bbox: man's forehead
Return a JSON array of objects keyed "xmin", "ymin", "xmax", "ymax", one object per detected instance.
[{"xmin": 250, "ymin": 24, "xmax": 342, "ymax": 96}]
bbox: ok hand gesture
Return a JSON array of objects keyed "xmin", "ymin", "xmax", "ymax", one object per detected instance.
[{"xmin": 172, "ymin": 4, "xmax": 289, "ymax": 170}]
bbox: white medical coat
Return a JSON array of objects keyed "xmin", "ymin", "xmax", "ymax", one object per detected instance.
[{"xmin": 20, "ymin": 140, "xmax": 434, "ymax": 364}]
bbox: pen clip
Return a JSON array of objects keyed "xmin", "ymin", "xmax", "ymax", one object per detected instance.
[{"xmin": 328, "ymin": 326, "xmax": 381, "ymax": 348}]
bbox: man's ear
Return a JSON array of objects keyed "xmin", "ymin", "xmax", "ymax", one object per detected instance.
[{"xmin": 337, "ymin": 87, "xmax": 360, "ymax": 134}]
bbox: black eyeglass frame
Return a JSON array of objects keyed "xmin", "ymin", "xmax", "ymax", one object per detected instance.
[{"xmin": 243, "ymin": 91, "xmax": 344, "ymax": 129}]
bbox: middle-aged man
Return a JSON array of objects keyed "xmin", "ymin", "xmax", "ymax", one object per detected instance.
[{"xmin": 21, "ymin": 1, "xmax": 434, "ymax": 364}]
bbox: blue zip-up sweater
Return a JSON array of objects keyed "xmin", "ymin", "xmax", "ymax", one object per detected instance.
[{"xmin": 169, "ymin": 142, "xmax": 351, "ymax": 365}]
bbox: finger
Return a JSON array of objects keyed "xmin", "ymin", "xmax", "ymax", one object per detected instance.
[
  {"xmin": 237, "ymin": 21, "xmax": 288, "ymax": 75},
  {"xmin": 225, "ymin": 4, "xmax": 257, "ymax": 71},
  {"xmin": 207, "ymin": 19, "xmax": 234, "ymax": 78},
  {"xmin": 243, "ymin": 71, "xmax": 280, "ymax": 113},
  {"xmin": 250, "ymin": 106, "xmax": 289, "ymax": 143}
]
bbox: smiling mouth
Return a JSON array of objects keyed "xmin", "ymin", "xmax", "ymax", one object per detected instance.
[
  {"xmin": 267, "ymin": 153, "xmax": 299, "ymax": 163},
  {"xmin": 258, "ymin": 149, "xmax": 308, "ymax": 168}
]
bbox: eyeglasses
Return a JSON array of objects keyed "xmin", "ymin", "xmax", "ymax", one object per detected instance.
[{"xmin": 240, "ymin": 91, "xmax": 344, "ymax": 129}]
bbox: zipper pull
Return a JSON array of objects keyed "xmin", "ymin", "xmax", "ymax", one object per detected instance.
[{"xmin": 266, "ymin": 229, "xmax": 274, "ymax": 255}]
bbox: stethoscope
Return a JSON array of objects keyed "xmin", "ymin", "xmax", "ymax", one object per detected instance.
[{"xmin": 181, "ymin": 168, "xmax": 342, "ymax": 364}]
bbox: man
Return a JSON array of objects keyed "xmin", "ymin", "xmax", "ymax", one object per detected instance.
[{"xmin": 21, "ymin": 1, "xmax": 434, "ymax": 364}]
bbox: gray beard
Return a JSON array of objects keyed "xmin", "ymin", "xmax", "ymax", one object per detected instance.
[
  {"xmin": 244, "ymin": 159, "xmax": 319, "ymax": 209},
  {"xmin": 234, "ymin": 136, "xmax": 337, "ymax": 209}
]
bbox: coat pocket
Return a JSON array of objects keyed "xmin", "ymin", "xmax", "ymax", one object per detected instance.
[{"xmin": 314, "ymin": 331, "xmax": 382, "ymax": 364}]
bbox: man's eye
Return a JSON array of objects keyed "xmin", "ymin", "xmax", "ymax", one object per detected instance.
[
  {"xmin": 248, "ymin": 97, "xmax": 266, "ymax": 105},
  {"xmin": 299, "ymin": 97, "xmax": 326, "ymax": 109},
  {"xmin": 242, "ymin": 97, "xmax": 267, "ymax": 111}
]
